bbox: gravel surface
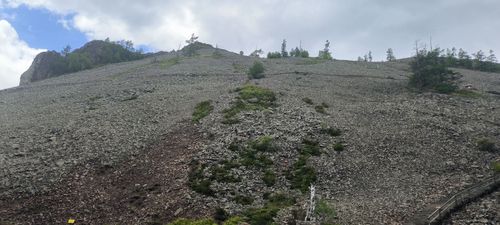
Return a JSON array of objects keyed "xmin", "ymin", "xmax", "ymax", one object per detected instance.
[{"xmin": 0, "ymin": 47, "xmax": 499, "ymax": 224}]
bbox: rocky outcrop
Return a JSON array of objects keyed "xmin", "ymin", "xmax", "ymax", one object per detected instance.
[{"xmin": 19, "ymin": 51, "xmax": 66, "ymax": 85}]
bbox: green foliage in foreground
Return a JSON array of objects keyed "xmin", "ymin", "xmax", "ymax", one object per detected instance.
[
  {"xmin": 222, "ymin": 85, "xmax": 276, "ymax": 124},
  {"xmin": 192, "ymin": 100, "xmax": 214, "ymax": 122}
]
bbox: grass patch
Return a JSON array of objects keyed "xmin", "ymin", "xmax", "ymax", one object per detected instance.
[
  {"xmin": 192, "ymin": 100, "xmax": 214, "ymax": 122},
  {"xmin": 315, "ymin": 105, "xmax": 328, "ymax": 114},
  {"xmin": 243, "ymin": 192, "xmax": 296, "ymax": 225},
  {"xmin": 315, "ymin": 199, "xmax": 337, "ymax": 223},
  {"xmin": 300, "ymin": 139, "xmax": 321, "ymax": 156},
  {"xmin": 492, "ymin": 161, "xmax": 500, "ymax": 173},
  {"xmin": 433, "ymin": 83, "xmax": 458, "ymax": 94},
  {"xmin": 321, "ymin": 102, "xmax": 330, "ymax": 108},
  {"xmin": 477, "ymin": 138, "xmax": 497, "ymax": 153},
  {"xmin": 210, "ymin": 162, "xmax": 241, "ymax": 183},
  {"xmin": 287, "ymin": 155, "xmax": 317, "ymax": 193},
  {"xmin": 250, "ymin": 136, "xmax": 276, "ymax": 152},
  {"xmin": 240, "ymin": 150, "xmax": 273, "ymax": 168},
  {"xmin": 333, "ymin": 143, "xmax": 345, "ymax": 152},
  {"xmin": 302, "ymin": 97, "xmax": 314, "ymax": 105},
  {"xmin": 234, "ymin": 194, "xmax": 254, "ymax": 205},
  {"xmin": 321, "ymin": 127, "xmax": 342, "ymax": 136},
  {"xmin": 262, "ymin": 170, "xmax": 276, "ymax": 187},
  {"xmin": 222, "ymin": 85, "xmax": 276, "ymax": 123},
  {"xmin": 455, "ymin": 89, "xmax": 483, "ymax": 98},
  {"xmin": 158, "ymin": 57, "xmax": 180, "ymax": 69},
  {"xmin": 188, "ymin": 162, "xmax": 215, "ymax": 196}
]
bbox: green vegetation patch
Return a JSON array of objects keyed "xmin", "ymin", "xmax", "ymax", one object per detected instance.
[
  {"xmin": 210, "ymin": 161, "xmax": 241, "ymax": 183},
  {"xmin": 234, "ymin": 194, "xmax": 254, "ymax": 205},
  {"xmin": 188, "ymin": 162, "xmax": 215, "ymax": 196},
  {"xmin": 333, "ymin": 143, "xmax": 345, "ymax": 152},
  {"xmin": 295, "ymin": 58, "xmax": 327, "ymax": 65},
  {"xmin": 192, "ymin": 100, "xmax": 214, "ymax": 122},
  {"xmin": 248, "ymin": 61, "xmax": 265, "ymax": 79},
  {"xmin": 454, "ymin": 89, "xmax": 483, "ymax": 98},
  {"xmin": 262, "ymin": 170, "xmax": 276, "ymax": 187},
  {"xmin": 287, "ymin": 155, "xmax": 317, "ymax": 193},
  {"xmin": 321, "ymin": 127, "xmax": 342, "ymax": 136},
  {"xmin": 240, "ymin": 150, "xmax": 273, "ymax": 168},
  {"xmin": 222, "ymin": 85, "xmax": 276, "ymax": 124},
  {"xmin": 315, "ymin": 105, "xmax": 328, "ymax": 114},
  {"xmin": 300, "ymin": 139, "xmax": 321, "ymax": 156},
  {"xmin": 250, "ymin": 136, "xmax": 276, "ymax": 152},
  {"xmin": 492, "ymin": 161, "xmax": 500, "ymax": 173},
  {"xmin": 477, "ymin": 138, "xmax": 497, "ymax": 153},
  {"xmin": 302, "ymin": 97, "xmax": 314, "ymax": 105},
  {"xmin": 315, "ymin": 199, "xmax": 337, "ymax": 224},
  {"xmin": 158, "ymin": 57, "xmax": 180, "ymax": 69}
]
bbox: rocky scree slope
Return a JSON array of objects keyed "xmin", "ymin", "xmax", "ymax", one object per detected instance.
[{"xmin": 0, "ymin": 45, "xmax": 499, "ymax": 224}]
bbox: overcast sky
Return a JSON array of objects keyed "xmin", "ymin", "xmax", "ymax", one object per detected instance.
[{"xmin": 1, "ymin": 0, "xmax": 499, "ymax": 90}]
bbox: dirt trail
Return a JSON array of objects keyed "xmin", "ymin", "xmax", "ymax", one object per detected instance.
[{"xmin": 0, "ymin": 123, "xmax": 210, "ymax": 225}]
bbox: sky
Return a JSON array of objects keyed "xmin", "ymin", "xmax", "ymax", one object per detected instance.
[{"xmin": 1, "ymin": 0, "xmax": 499, "ymax": 90}]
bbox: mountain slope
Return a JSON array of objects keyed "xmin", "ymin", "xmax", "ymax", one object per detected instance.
[{"xmin": 1, "ymin": 45, "xmax": 499, "ymax": 224}]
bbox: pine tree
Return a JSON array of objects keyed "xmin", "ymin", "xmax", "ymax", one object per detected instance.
[
  {"xmin": 61, "ymin": 45, "xmax": 72, "ymax": 56},
  {"xmin": 386, "ymin": 48, "xmax": 396, "ymax": 61},
  {"xmin": 473, "ymin": 50, "xmax": 485, "ymax": 62},
  {"xmin": 281, "ymin": 39, "xmax": 288, "ymax": 57},
  {"xmin": 487, "ymin": 50, "xmax": 497, "ymax": 63},
  {"xmin": 368, "ymin": 51, "xmax": 373, "ymax": 62},
  {"xmin": 319, "ymin": 40, "xmax": 332, "ymax": 59}
]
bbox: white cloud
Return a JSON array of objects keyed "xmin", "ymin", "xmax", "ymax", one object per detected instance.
[
  {"xmin": 2, "ymin": 0, "xmax": 500, "ymax": 61},
  {"xmin": 0, "ymin": 19, "xmax": 44, "ymax": 90}
]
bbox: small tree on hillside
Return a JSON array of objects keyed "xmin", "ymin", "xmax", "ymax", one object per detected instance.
[
  {"xmin": 409, "ymin": 49, "xmax": 457, "ymax": 93},
  {"xmin": 487, "ymin": 50, "xmax": 497, "ymax": 63},
  {"xmin": 318, "ymin": 40, "xmax": 332, "ymax": 60},
  {"xmin": 185, "ymin": 33, "xmax": 199, "ymax": 56},
  {"xmin": 368, "ymin": 51, "xmax": 373, "ymax": 62},
  {"xmin": 61, "ymin": 45, "xmax": 72, "ymax": 56},
  {"xmin": 281, "ymin": 39, "xmax": 288, "ymax": 58},
  {"xmin": 386, "ymin": 48, "xmax": 396, "ymax": 61},
  {"xmin": 250, "ymin": 49, "xmax": 264, "ymax": 57}
]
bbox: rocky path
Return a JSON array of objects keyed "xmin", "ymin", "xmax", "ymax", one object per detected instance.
[{"xmin": 0, "ymin": 123, "xmax": 211, "ymax": 225}]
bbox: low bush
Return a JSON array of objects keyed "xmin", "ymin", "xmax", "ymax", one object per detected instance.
[
  {"xmin": 302, "ymin": 97, "xmax": 314, "ymax": 105},
  {"xmin": 262, "ymin": 170, "xmax": 276, "ymax": 187},
  {"xmin": 321, "ymin": 127, "xmax": 342, "ymax": 136},
  {"xmin": 234, "ymin": 194, "xmax": 254, "ymax": 205},
  {"xmin": 300, "ymin": 139, "xmax": 321, "ymax": 156},
  {"xmin": 222, "ymin": 85, "xmax": 276, "ymax": 123},
  {"xmin": 248, "ymin": 61, "xmax": 265, "ymax": 79},
  {"xmin": 333, "ymin": 143, "xmax": 345, "ymax": 152},
  {"xmin": 192, "ymin": 100, "xmax": 214, "ymax": 122},
  {"xmin": 287, "ymin": 155, "xmax": 317, "ymax": 193},
  {"xmin": 477, "ymin": 139, "xmax": 497, "ymax": 152},
  {"xmin": 315, "ymin": 105, "xmax": 327, "ymax": 114},
  {"xmin": 250, "ymin": 136, "xmax": 276, "ymax": 152}
]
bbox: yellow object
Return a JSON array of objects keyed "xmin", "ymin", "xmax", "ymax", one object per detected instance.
[{"xmin": 68, "ymin": 218, "xmax": 76, "ymax": 224}]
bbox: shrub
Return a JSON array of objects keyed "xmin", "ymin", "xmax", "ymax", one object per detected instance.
[
  {"xmin": 214, "ymin": 208, "xmax": 229, "ymax": 222},
  {"xmin": 267, "ymin": 193, "xmax": 296, "ymax": 207},
  {"xmin": 301, "ymin": 139, "xmax": 321, "ymax": 156},
  {"xmin": 267, "ymin": 52, "xmax": 282, "ymax": 59},
  {"xmin": 223, "ymin": 217, "xmax": 244, "ymax": 225},
  {"xmin": 409, "ymin": 49, "xmax": 458, "ymax": 93},
  {"xmin": 250, "ymin": 136, "xmax": 276, "ymax": 152},
  {"xmin": 321, "ymin": 128, "xmax": 341, "ymax": 136},
  {"xmin": 477, "ymin": 139, "xmax": 497, "ymax": 152},
  {"xmin": 302, "ymin": 97, "xmax": 314, "ymax": 105},
  {"xmin": 248, "ymin": 61, "xmax": 265, "ymax": 79},
  {"xmin": 240, "ymin": 150, "xmax": 273, "ymax": 168},
  {"xmin": 262, "ymin": 170, "xmax": 276, "ymax": 187},
  {"xmin": 288, "ymin": 155, "xmax": 317, "ymax": 193},
  {"xmin": 321, "ymin": 102, "xmax": 330, "ymax": 108},
  {"xmin": 192, "ymin": 100, "xmax": 214, "ymax": 122},
  {"xmin": 315, "ymin": 199, "xmax": 337, "ymax": 223},
  {"xmin": 210, "ymin": 164, "xmax": 241, "ymax": 183},
  {"xmin": 333, "ymin": 143, "xmax": 344, "ymax": 152},
  {"xmin": 315, "ymin": 105, "xmax": 327, "ymax": 114},
  {"xmin": 188, "ymin": 163, "xmax": 215, "ymax": 196},
  {"xmin": 492, "ymin": 161, "xmax": 500, "ymax": 173},
  {"xmin": 234, "ymin": 194, "xmax": 254, "ymax": 205},
  {"xmin": 244, "ymin": 207, "xmax": 279, "ymax": 225}
]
